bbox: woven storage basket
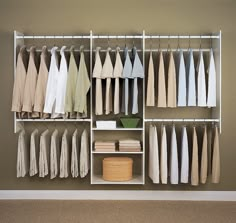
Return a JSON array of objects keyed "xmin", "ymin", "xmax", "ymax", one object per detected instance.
[{"xmin": 102, "ymin": 157, "xmax": 133, "ymax": 181}]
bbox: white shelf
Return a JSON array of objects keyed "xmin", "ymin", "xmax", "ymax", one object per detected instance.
[
  {"xmin": 92, "ymin": 151, "xmax": 143, "ymax": 154},
  {"xmin": 16, "ymin": 119, "xmax": 91, "ymax": 122},
  {"xmin": 92, "ymin": 128, "xmax": 143, "ymax": 131},
  {"xmin": 91, "ymin": 175, "xmax": 144, "ymax": 185}
]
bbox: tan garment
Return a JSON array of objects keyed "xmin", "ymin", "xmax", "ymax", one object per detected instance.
[
  {"xmin": 11, "ymin": 46, "xmax": 27, "ymax": 116},
  {"xmin": 22, "ymin": 46, "xmax": 38, "ymax": 116},
  {"xmin": 191, "ymin": 126, "xmax": 199, "ymax": 186},
  {"xmin": 33, "ymin": 46, "xmax": 49, "ymax": 118},
  {"xmin": 200, "ymin": 125, "xmax": 208, "ymax": 184},
  {"xmin": 212, "ymin": 125, "xmax": 220, "ymax": 183},
  {"xmin": 157, "ymin": 51, "xmax": 167, "ymax": 107},
  {"xmin": 146, "ymin": 52, "xmax": 155, "ymax": 106},
  {"xmin": 167, "ymin": 51, "xmax": 177, "ymax": 108}
]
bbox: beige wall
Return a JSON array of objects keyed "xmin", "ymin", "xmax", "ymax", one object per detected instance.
[{"xmin": 0, "ymin": 0, "xmax": 235, "ymax": 190}]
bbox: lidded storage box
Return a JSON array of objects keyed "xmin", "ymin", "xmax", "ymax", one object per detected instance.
[{"xmin": 102, "ymin": 157, "xmax": 133, "ymax": 181}]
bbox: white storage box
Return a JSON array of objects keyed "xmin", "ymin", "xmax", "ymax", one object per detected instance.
[{"xmin": 96, "ymin": 121, "xmax": 116, "ymax": 129}]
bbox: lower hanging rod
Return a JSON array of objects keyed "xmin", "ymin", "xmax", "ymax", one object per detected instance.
[{"xmin": 144, "ymin": 119, "xmax": 220, "ymax": 122}]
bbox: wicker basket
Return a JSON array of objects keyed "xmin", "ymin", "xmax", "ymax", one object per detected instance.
[{"xmin": 102, "ymin": 157, "xmax": 133, "ymax": 181}]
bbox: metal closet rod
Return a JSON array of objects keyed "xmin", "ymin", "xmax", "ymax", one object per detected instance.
[
  {"xmin": 16, "ymin": 34, "xmax": 220, "ymax": 39},
  {"xmin": 145, "ymin": 119, "xmax": 220, "ymax": 122}
]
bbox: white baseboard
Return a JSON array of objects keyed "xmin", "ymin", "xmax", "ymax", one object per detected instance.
[{"xmin": 0, "ymin": 190, "xmax": 236, "ymax": 201}]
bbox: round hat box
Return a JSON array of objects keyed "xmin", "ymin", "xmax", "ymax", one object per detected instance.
[{"xmin": 102, "ymin": 157, "xmax": 133, "ymax": 181}]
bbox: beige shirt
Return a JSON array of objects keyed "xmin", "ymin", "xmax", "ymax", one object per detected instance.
[
  {"xmin": 157, "ymin": 51, "xmax": 167, "ymax": 107},
  {"xmin": 146, "ymin": 52, "xmax": 155, "ymax": 106},
  {"xmin": 167, "ymin": 51, "xmax": 177, "ymax": 108},
  {"xmin": 33, "ymin": 46, "xmax": 49, "ymax": 118},
  {"xmin": 191, "ymin": 126, "xmax": 199, "ymax": 186},
  {"xmin": 11, "ymin": 46, "xmax": 27, "ymax": 116},
  {"xmin": 22, "ymin": 46, "xmax": 38, "ymax": 116},
  {"xmin": 212, "ymin": 125, "xmax": 220, "ymax": 183}
]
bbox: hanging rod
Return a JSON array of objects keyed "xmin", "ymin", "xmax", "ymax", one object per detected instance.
[
  {"xmin": 92, "ymin": 49, "xmax": 142, "ymax": 52},
  {"xmin": 16, "ymin": 119, "xmax": 91, "ymax": 122},
  {"xmin": 92, "ymin": 35, "xmax": 143, "ymax": 39},
  {"xmin": 16, "ymin": 35, "xmax": 91, "ymax": 39},
  {"xmin": 145, "ymin": 35, "xmax": 219, "ymax": 39},
  {"xmin": 144, "ymin": 119, "xmax": 220, "ymax": 122},
  {"xmin": 25, "ymin": 49, "xmax": 90, "ymax": 53},
  {"xmin": 145, "ymin": 48, "xmax": 211, "ymax": 52}
]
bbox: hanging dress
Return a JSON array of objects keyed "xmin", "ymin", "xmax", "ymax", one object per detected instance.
[
  {"xmin": 191, "ymin": 126, "xmax": 199, "ymax": 186},
  {"xmin": 149, "ymin": 124, "xmax": 159, "ymax": 183},
  {"xmin": 29, "ymin": 129, "xmax": 38, "ymax": 177},
  {"xmin": 43, "ymin": 46, "xmax": 59, "ymax": 115},
  {"xmin": 121, "ymin": 47, "xmax": 132, "ymax": 115},
  {"xmin": 101, "ymin": 47, "xmax": 113, "ymax": 115},
  {"xmin": 160, "ymin": 124, "xmax": 168, "ymax": 184},
  {"xmin": 54, "ymin": 46, "xmax": 68, "ymax": 117},
  {"xmin": 74, "ymin": 46, "xmax": 91, "ymax": 117},
  {"xmin": 22, "ymin": 46, "xmax": 38, "ymax": 118},
  {"xmin": 80, "ymin": 129, "xmax": 89, "ymax": 178},
  {"xmin": 146, "ymin": 52, "xmax": 155, "ymax": 106},
  {"xmin": 187, "ymin": 49, "xmax": 197, "ymax": 106},
  {"xmin": 177, "ymin": 50, "xmax": 187, "ymax": 107},
  {"xmin": 93, "ymin": 47, "xmax": 103, "ymax": 115},
  {"xmin": 167, "ymin": 51, "xmax": 177, "ymax": 107},
  {"xmin": 212, "ymin": 125, "xmax": 220, "ymax": 183},
  {"xmin": 197, "ymin": 50, "xmax": 207, "ymax": 107},
  {"xmin": 157, "ymin": 51, "xmax": 167, "ymax": 107},
  {"xmin": 200, "ymin": 125, "xmax": 208, "ymax": 184},
  {"xmin": 170, "ymin": 124, "xmax": 178, "ymax": 184},
  {"xmin": 65, "ymin": 46, "xmax": 78, "ymax": 118},
  {"xmin": 180, "ymin": 126, "xmax": 189, "ymax": 183},
  {"xmin": 50, "ymin": 129, "xmax": 59, "ymax": 179},
  {"xmin": 34, "ymin": 46, "xmax": 49, "ymax": 118},
  {"xmin": 131, "ymin": 47, "xmax": 144, "ymax": 114},
  {"xmin": 207, "ymin": 49, "xmax": 217, "ymax": 107},
  {"xmin": 113, "ymin": 46, "xmax": 123, "ymax": 114},
  {"xmin": 12, "ymin": 46, "xmax": 27, "ymax": 118}
]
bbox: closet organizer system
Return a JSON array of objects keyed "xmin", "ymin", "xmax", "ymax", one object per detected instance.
[{"xmin": 13, "ymin": 30, "xmax": 221, "ymax": 185}]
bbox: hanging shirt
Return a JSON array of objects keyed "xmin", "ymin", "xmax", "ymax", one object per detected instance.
[
  {"xmin": 71, "ymin": 129, "xmax": 79, "ymax": 178},
  {"xmin": 101, "ymin": 47, "xmax": 113, "ymax": 115},
  {"xmin": 197, "ymin": 50, "xmax": 207, "ymax": 107},
  {"xmin": 177, "ymin": 50, "xmax": 187, "ymax": 107},
  {"xmin": 207, "ymin": 49, "xmax": 217, "ymax": 107},
  {"xmin": 60, "ymin": 129, "xmax": 69, "ymax": 178},
  {"xmin": 170, "ymin": 125, "xmax": 178, "ymax": 184},
  {"xmin": 212, "ymin": 125, "xmax": 220, "ymax": 183},
  {"xmin": 149, "ymin": 125, "xmax": 159, "ymax": 184},
  {"xmin": 22, "ymin": 46, "xmax": 38, "ymax": 117},
  {"xmin": 146, "ymin": 52, "xmax": 155, "ymax": 106},
  {"xmin": 80, "ymin": 129, "xmax": 89, "ymax": 178},
  {"xmin": 157, "ymin": 51, "xmax": 167, "ymax": 107},
  {"xmin": 12, "ymin": 46, "xmax": 27, "ymax": 117},
  {"xmin": 39, "ymin": 129, "xmax": 49, "ymax": 178},
  {"xmin": 167, "ymin": 51, "xmax": 177, "ymax": 107},
  {"xmin": 93, "ymin": 47, "xmax": 103, "ymax": 115},
  {"xmin": 29, "ymin": 129, "xmax": 38, "ymax": 177},
  {"xmin": 65, "ymin": 46, "xmax": 78, "ymax": 118},
  {"xmin": 74, "ymin": 46, "xmax": 91, "ymax": 117},
  {"xmin": 180, "ymin": 126, "xmax": 189, "ymax": 183},
  {"xmin": 34, "ymin": 46, "xmax": 49, "ymax": 118},
  {"xmin": 160, "ymin": 125, "xmax": 168, "ymax": 184},
  {"xmin": 191, "ymin": 126, "xmax": 199, "ymax": 186},
  {"xmin": 113, "ymin": 47, "xmax": 123, "ymax": 114},
  {"xmin": 121, "ymin": 47, "xmax": 132, "ymax": 115},
  {"xmin": 200, "ymin": 125, "xmax": 208, "ymax": 184},
  {"xmin": 187, "ymin": 49, "xmax": 196, "ymax": 106},
  {"xmin": 131, "ymin": 47, "xmax": 144, "ymax": 114},
  {"xmin": 50, "ymin": 129, "xmax": 59, "ymax": 179},
  {"xmin": 43, "ymin": 46, "xmax": 59, "ymax": 114},
  {"xmin": 17, "ymin": 130, "xmax": 28, "ymax": 177},
  {"xmin": 55, "ymin": 46, "xmax": 68, "ymax": 115}
]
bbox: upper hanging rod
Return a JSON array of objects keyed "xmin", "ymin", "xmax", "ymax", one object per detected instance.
[
  {"xmin": 16, "ymin": 35, "xmax": 91, "ymax": 39},
  {"xmin": 145, "ymin": 35, "xmax": 219, "ymax": 39},
  {"xmin": 144, "ymin": 119, "xmax": 220, "ymax": 122}
]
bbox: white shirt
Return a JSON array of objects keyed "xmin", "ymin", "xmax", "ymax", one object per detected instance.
[
  {"xmin": 17, "ymin": 130, "xmax": 27, "ymax": 178},
  {"xmin": 187, "ymin": 49, "xmax": 196, "ymax": 106},
  {"xmin": 29, "ymin": 129, "xmax": 38, "ymax": 177},
  {"xmin": 160, "ymin": 125, "xmax": 168, "ymax": 184},
  {"xmin": 50, "ymin": 129, "xmax": 59, "ymax": 179},
  {"xmin": 180, "ymin": 126, "xmax": 189, "ymax": 183},
  {"xmin": 39, "ymin": 129, "xmax": 49, "ymax": 177},
  {"xmin": 80, "ymin": 129, "xmax": 89, "ymax": 178},
  {"xmin": 60, "ymin": 129, "xmax": 69, "ymax": 178},
  {"xmin": 71, "ymin": 129, "xmax": 79, "ymax": 178},
  {"xmin": 43, "ymin": 47, "xmax": 59, "ymax": 114},
  {"xmin": 170, "ymin": 125, "xmax": 178, "ymax": 184}
]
